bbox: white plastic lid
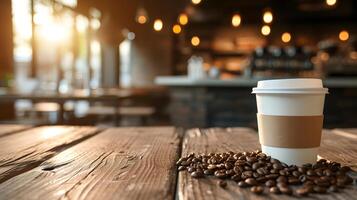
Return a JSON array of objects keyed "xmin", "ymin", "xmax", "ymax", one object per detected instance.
[{"xmin": 252, "ymin": 79, "xmax": 329, "ymax": 94}]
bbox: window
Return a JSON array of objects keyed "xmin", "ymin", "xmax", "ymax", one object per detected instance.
[{"xmin": 11, "ymin": 0, "xmax": 102, "ymax": 92}]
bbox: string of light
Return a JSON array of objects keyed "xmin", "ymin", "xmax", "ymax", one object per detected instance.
[{"xmin": 134, "ymin": 0, "xmax": 347, "ymax": 45}]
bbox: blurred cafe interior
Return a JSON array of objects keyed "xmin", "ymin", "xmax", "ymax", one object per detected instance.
[{"xmin": 0, "ymin": 0, "xmax": 356, "ymax": 129}]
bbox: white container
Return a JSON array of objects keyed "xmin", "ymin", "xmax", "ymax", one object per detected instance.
[{"xmin": 252, "ymin": 79, "xmax": 328, "ymax": 166}]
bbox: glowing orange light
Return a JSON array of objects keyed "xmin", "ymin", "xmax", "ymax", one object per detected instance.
[
  {"xmin": 261, "ymin": 25, "xmax": 271, "ymax": 36},
  {"xmin": 232, "ymin": 14, "xmax": 241, "ymax": 27},
  {"xmin": 178, "ymin": 14, "xmax": 188, "ymax": 26},
  {"xmin": 191, "ymin": 36, "xmax": 200, "ymax": 46},
  {"xmin": 172, "ymin": 24, "xmax": 182, "ymax": 34},
  {"xmin": 339, "ymin": 30, "xmax": 349, "ymax": 41},
  {"xmin": 282, "ymin": 32, "xmax": 291, "ymax": 43}
]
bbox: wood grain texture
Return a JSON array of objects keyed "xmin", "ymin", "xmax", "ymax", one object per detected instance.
[
  {"xmin": 319, "ymin": 129, "xmax": 357, "ymax": 170},
  {"xmin": 178, "ymin": 128, "xmax": 357, "ymax": 200},
  {"xmin": 0, "ymin": 124, "xmax": 32, "ymax": 137},
  {"xmin": 0, "ymin": 126, "xmax": 98, "ymax": 183},
  {"xmin": 0, "ymin": 127, "xmax": 181, "ymax": 200}
]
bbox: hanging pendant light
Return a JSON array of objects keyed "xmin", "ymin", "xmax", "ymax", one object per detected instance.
[{"xmin": 136, "ymin": 7, "xmax": 148, "ymax": 24}]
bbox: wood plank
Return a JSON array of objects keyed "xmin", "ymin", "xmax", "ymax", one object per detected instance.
[
  {"xmin": 0, "ymin": 126, "xmax": 99, "ymax": 183},
  {"xmin": 0, "ymin": 127, "xmax": 181, "ymax": 200},
  {"xmin": 333, "ymin": 128, "xmax": 357, "ymax": 136},
  {"xmin": 0, "ymin": 124, "xmax": 32, "ymax": 137},
  {"xmin": 178, "ymin": 128, "xmax": 357, "ymax": 200},
  {"xmin": 319, "ymin": 129, "xmax": 357, "ymax": 171}
]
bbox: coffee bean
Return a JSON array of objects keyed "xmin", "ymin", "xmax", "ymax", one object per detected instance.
[
  {"xmin": 225, "ymin": 162, "xmax": 234, "ymax": 170},
  {"xmin": 307, "ymin": 169, "xmax": 316, "ymax": 176},
  {"xmin": 313, "ymin": 186, "xmax": 327, "ymax": 193},
  {"xmin": 315, "ymin": 168, "xmax": 323, "ymax": 176},
  {"xmin": 288, "ymin": 177, "xmax": 300, "ymax": 185},
  {"xmin": 214, "ymin": 171, "xmax": 226, "ymax": 179},
  {"xmin": 245, "ymin": 178, "xmax": 258, "ymax": 186},
  {"xmin": 252, "ymin": 162, "xmax": 261, "ymax": 170},
  {"xmin": 233, "ymin": 166, "xmax": 243, "ymax": 174},
  {"xmin": 269, "ymin": 186, "xmax": 280, "ymax": 194},
  {"xmin": 277, "ymin": 182, "xmax": 288, "ymax": 188},
  {"xmin": 323, "ymin": 169, "xmax": 333, "ymax": 176},
  {"xmin": 303, "ymin": 163, "xmax": 312, "ymax": 169},
  {"xmin": 270, "ymin": 169, "xmax": 280, "ymax": 174},
  {"xmin": 299, "ymin": 175, "xmax": 307, "ymax": 182},
  {"xmin": 298, "ymin": 167, "xmax": 307, "ymax": 174},
  {"xmin": 253, "ymin": 172, "xmax": 260, "ymax": 178},
  {"xmin": 265, "ymin": 180, "xmax": 276, "ymax": 187},
  {"xmin": 279, "ymin": 169, "xmax": 289, "ymax": 176},
  {"xmin": 238, "ymin": 155, "xmax": 246, "ymax": 160},
  {"xmin": 340, "ymin": 166, "xmax": 351, "ymax": 172},
  {"xmin": 276, "ymin": 176, "xmax": 287, "ymax": 183},
  {"xmin": 244, "ymin": 166, "xmax": 252, "ymax": 171},
  {"xmin": 303, "ymin": 181, "xmax": 314, "ymax": 188},
  {"xmin": 292, "ymin": 171, "xmax": 301, "ymax": 177},
  {"xmin": 246, "ymin": 156, "xmax": 257, "ymax": 163},
  {"xmin": 257, "ymin": 167, "xmax": 268, "ymax": 175},
  {"xmin": 235, "ymin": 160, "xmax": 245, "ymax": 166},
  {"xmin": 226, "ymin": 169, "xmax": 235, "ymax": 176},
  {"xmin": 273, "ymin": 163, "xmax": 283, "ymax": 170},
  {"xmin": 241, "ymin": 171, "xmax": 253, "ymax": 179},
  {"xmin": 279, "ymin": 186, "xmax": 292, "ymax": 195},
  {"xmin": 328, "ymin": 185, "xmax": 339, "ymax": 192},
  {"xmin": 176, "ymin": 150, "xmax": 355, "ymax": 196},
  {"xmin": 265, "ymin": 174, "xmax": 279, "ymax": 179},
  {"xmin": 207, "ymin": 164, "xmax": 217, "ymax": 170},
  {"xmin": 256, "ymin": 176, "xmax": 268, "ymax": 183},
  {"xmin": 238, "ymin": 181, "xmax": 249, "ymax": 187},
  {"xmin": 314, "ymin": 178, "xmax": 331, "ymax": 187},
  {"xmin": 191, "ymin": 171, "xmax": 203, "ymax": 178},
  {"xmin": 295, "ymin": 187, "xmax": 310, "ymax": 196},
  {"xmin": 187, "ymin": 167, "xmax": 195, "ymax": 173},
  {"xmin": 180, "ymin": 160, "xmax": 190, "ymax": 166},
  {"xmin": 250, "ymin": 186, "xmax": 264, "ymax": 194},
  {"xmin": 231, "ymin": 174, "xmax": 241, "ymax": 182},
  {"xmin": 218, "ymin": 180, "xmax": 227, "ymax": 188}
]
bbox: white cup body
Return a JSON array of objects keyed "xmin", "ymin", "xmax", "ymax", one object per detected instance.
[{"xmin": 253, "ymin": 79, "xmax": 328, "ymax": 166}]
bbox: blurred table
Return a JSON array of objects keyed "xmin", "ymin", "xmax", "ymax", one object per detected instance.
[
  {"xmin": 0, "ymin": 88, "xmax": 147, "ymax": 125},
  {"xmin": 0, "ymin": 125, "xmax": 356, "ymax": 200}
]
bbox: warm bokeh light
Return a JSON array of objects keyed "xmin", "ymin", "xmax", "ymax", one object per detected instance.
[
  {"xmin": 339, "ymin": 30, "xmax": 349, "ymax": 41},
  {"xmin": 261, "ymin": 25, "xmax": 271, "ymax": 36},
  {"xmin": 38, "ymin": 21, "xmax": 71, "ymax": 43},
  {"xmin": 263, "ymin": 11, "xmax": 273, "ymax": 24},
  {"xmin": 192, "ymin": 0, "xmax": 202, "ymax": 5},
  {"xmin": 90, "ymin": 18, "xmax": 101, "ymax": 30},
  {"xmin": 178, "ymin": 13, "xmax": 188, "ymax": 26},
  {"xmin": 282, "ymin": 32, "xmax": 292, "ymax": 43},
  {"xmin": 153, "ymin": 19, "xmax": 163, "ymax": 31},
  {"xmin": 191, "ymin": 36, "xmax": 200, "ymax": 46},
  {"xmin": 172, "ymin": 24, "xmax": 182, "ymax": 34},
  {"xmin": 326, "ymin": 0, "xmax": 337, "ymax": 6},
  {"xmin": 136, "ymin": 7, "xmax": 148, "ymax": 24},
  {"xmin": 76, "ymin": 15, "xmax": 89, "ymax": 33},
  {"xmin": 232, "ymin": 14, "xmax": 241, "ymax": 27},
  {"xmin": 137, "ymin": 15, "xmax": 147, "ymax": 24}
]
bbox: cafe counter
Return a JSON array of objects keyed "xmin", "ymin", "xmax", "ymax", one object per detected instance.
[{"xmin": 155, "ymin": 76, "xmax": 357, "ymax": 128}]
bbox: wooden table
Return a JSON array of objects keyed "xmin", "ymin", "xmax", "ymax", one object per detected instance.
[
  {"xmin": 0, "ymin": 125, "xmax": 356, "ymax": 199},
  {"xmin": 0, "ymin": 89, "xmax": 138, "ymax": 125}
]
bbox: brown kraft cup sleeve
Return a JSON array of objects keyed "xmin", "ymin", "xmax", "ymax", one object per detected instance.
[{"xmin": 257, "ymin": 114, "xmax": 323, "ymax": 148}]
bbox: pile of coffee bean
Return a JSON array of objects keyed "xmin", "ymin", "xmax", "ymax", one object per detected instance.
[{"xmin": 176, "ymin": 150, "xmax": 354, "ymax": 197}]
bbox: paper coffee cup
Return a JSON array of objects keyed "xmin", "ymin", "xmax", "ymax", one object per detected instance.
[{"xmin": 252, "ymin": 79, "xmax": 328, "ymax": 166}]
